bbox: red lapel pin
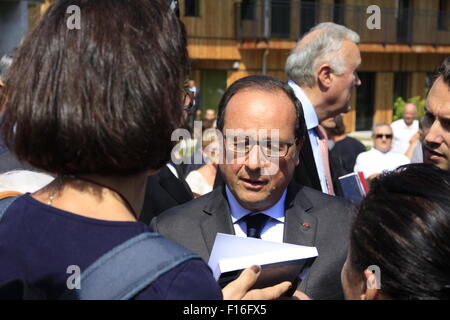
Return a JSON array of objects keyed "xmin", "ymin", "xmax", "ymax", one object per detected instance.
[{"xmin": 302, "ymin": 222, "xmax": 310, "ymax": 228}]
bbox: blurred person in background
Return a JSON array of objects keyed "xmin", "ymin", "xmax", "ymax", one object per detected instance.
[
  {"xmin": 324, "ymin": 115, "xmax": 366, "ymax": 175},
  {"xmin": 354, "ymin": 123, "xmax": 409, "ymax": 182},
  {"xmin": 391, "ymin": 103, "xmax": 419, "ymax": 155},
  {"xmin": 185, "ymin": 129, "xmax": 219, "ymax": 197}
]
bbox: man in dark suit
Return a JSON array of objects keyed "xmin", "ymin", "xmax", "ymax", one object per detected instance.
[
  {"xmin": 285, "ymin": 22, "xmax": 362, "ymax": 195},
  {"xmin": 152, "ymin": 75, "xmax": 356, "ymax": 299},
  {"xmin": 139, "ymin": 163, "xmax": 193, "ymax": 225}
]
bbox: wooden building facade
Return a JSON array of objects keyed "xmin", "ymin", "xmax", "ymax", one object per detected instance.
[
  {"xmin": 180, "ymin": 0, "xmax": 450, "ymax": 132},
  {"xmin": 32, "ymin": 0, "xmax": 450, "ymax": 132}
]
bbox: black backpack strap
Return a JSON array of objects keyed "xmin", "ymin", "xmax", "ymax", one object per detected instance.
[
  {"xmin": 60, "ymin": 232, "xmax": 200, "ymax": 300},
  {"xmin": 0, "ymin": 196, "xmax": 19, "ymax": 223}
]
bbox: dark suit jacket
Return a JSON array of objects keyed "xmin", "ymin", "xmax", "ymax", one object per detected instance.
[
  {"xmin": 139, "ymin": 165, "xmax": 193, "ymax": 225},
  {"xmin": 151, "ymin": 182, "xmax": 356, "ymax": 299}
]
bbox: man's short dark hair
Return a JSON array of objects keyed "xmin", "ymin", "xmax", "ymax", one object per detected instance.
[
  {"xmin": 0, "ymin": 0, "xmax": 189, "ymax": 175},
  {"xmin": 327, "ymin": 115, "xmax": 345, "ymax": 136},
  {"xmin": 433, "ymin": 56, "xmax": 450, "ymax": 87},
  {"xmin": 351, "ymin": 164, "xmax": 450, "ymax": 299},
  {"xmin": 216, "ymin": 75, "xmax": 306, "ymax": 144}
]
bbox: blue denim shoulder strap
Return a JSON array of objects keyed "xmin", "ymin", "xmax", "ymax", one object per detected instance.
[
  {"xmin": 0, "ymin": 196, "xmax": 19, "ymax": 223},
  {"xmin": 60, "ymin": 232, "xmax": 200, "ymax": 300}
]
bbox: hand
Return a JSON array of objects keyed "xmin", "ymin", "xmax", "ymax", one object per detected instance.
[
  {"xmin": 292, "ymin": 290, "xmax": 312, "ymax": 300},
  {"xmin": 222, "ymin": 265, "xmax": 292, "ymax": 300},
  {"xmin": 367, "ymin": 173, "xmax": 380, "ymax": 183},
  {"xmin": 409, "ymin": 132, "xmax": 420, "ymax": 145}
]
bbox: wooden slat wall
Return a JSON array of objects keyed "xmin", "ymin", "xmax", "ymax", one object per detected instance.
[
  {"xmin": 180, "ymin": 0, "xmax": 235, "ymax": 38},
  {"xmin": 373, "ymin": 72, "xmax": 394, "ymax": 124}
]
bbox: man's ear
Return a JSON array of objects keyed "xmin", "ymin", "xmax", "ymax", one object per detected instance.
[
  {"xmin": 317, "ymin": 64, "xmax": 333, "ymax": 89},
  {"xmin": 360, "ymin": 269, "xmax": 380, "ymax": 300}
]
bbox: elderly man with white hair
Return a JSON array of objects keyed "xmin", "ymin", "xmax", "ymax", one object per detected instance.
[{"xmin": 286, "ymin": 22, "xmax": 362, "ymax": 196}]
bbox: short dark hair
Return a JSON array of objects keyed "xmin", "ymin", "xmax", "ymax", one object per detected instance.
[
  {"xmin": 327, "ymin": 115, "xmax": 345, "ymax": 136},
  {"xmin": 433, "ymin": 56, "xmax": 450, "ymax": 87},
  {"xmin": 1, "ymin": 0, "xmax": 189, "ymax": 175},
  {"xmin": 216, "ymin": 75, "xmax": 306, "ymax": 144},
  {"xmin": 350, "ymin": 163, "xmax": 450, "ymax": 299}
]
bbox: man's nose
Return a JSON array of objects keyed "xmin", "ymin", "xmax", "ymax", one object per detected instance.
[
  {"xmin": 424, "ymin": 121, "xmax": 444, "ymax": 147},
  {"xmin": 245, "ymin": 144, "xmax": 268, "ymax": 172}
]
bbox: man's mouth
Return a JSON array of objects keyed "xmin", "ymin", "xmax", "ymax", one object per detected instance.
[
  {"xmin": 424, "ymin": 146, "xmax": 445, "ymax": 159},
  {"xmin": 240, "ymin": 178, "xmax": 268, "ymax": 189}
]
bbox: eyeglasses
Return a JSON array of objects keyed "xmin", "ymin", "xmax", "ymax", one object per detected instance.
[
  {"xmin": 375, "ymin": 134, "xmax": 393, "ymax": 139},
  {"xmin": 224, "ymin": 135, "xmax": 294, "ymax": 158}
]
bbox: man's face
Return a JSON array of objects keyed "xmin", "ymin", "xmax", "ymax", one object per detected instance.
[
  {"xmin": 327, "ymin": 40, "xmax": 362, "ymax": 117},
  {"xmin": 205, "ymin": 109, "xmax": 216, "ymax": 121},
  {"xmin": 219, "ymin": 88, "xmax": 300, "ymax": 212},
  {"xmin": 403, "ymin": 104, "xmax": 417, "ymax": 126},
  {"xmin": 372, "ymin": 125, "xmax": 393, "ymax": 153},
  {"xmin": 423, "ymin": 77, "xmax": 450, "ymax": 170}
]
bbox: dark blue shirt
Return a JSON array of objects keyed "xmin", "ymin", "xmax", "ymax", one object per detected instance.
[{"xmin": 0, "ymin": 194, "xmax": 222, "ymax": 300}]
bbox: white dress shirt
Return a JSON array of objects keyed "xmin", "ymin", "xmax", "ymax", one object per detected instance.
[
  {"xmin": 225, "ymin": 186, "xmax": 286, "ymax": 243},
  {"xmin": 354, "ymin": 148, "xmax": 410, "ymax": 179},
  {"xmin": 391, "ymin": 119, "xmax": 419, "ymax": 154},
  {"xmin": 288, "ymin": 80, "xmax": 329, "ymax": 194}
]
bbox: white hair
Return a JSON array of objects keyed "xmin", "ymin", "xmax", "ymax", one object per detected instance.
[{"xmin": 285, "ymin": 22, "xmax": 360, "ymax": 87}]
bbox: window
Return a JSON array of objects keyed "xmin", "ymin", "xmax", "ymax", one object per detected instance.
[
  {"xmin": 300, "ymin": 0, "xmax": 316, "ymax": 35},
  {"xmin": 438, "ymin": 0, "xmax": 449, "ymax": 31},
  {"xmin": 356, "ymin": 72, "xmax": 376, "ymax": 131},
  {"xmin": 394, "ymin": 72, "xmax": 410, "ymax": 100},
  {"xmin": 241, "ymin": 0, "xmax": 255, "ymax": 21},
  {"xmin": 333, "ymin": 0, "xmax": 345, "ymax": 25},
  {"xmin": 396, "ymin": 0, "xmax": 411, "ymax": 42},
  {"xmin": 271, "ymin": 0, "xmax": 290, "ymax": 38},
  {"xmin": 185, "ymin": 0, "xmax": 199, "ymax": 17}
]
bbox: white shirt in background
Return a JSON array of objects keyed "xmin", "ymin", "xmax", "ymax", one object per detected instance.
[
  {"xmin": 391, "ymin": 119, "xmax": 419, "ymax": 154},
  {"xmin": 354, "ymin": 148, "xmax": 410, "ymax": 179}
]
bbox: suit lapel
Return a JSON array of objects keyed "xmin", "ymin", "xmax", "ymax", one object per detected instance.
[
  {"xmin": 158, "ymin": 166, "xmax": 193, "ymax": 202},
  {"xmin": 200, "ymin": 186, "xmax": 235, "ymax": 255},
  {"xmin": 295, "ymin": 133, "xmax": 322, "ymax": 192},
  {"xmin": 283, "ymin": 183, "xmax": 317, "ymax": 247}
]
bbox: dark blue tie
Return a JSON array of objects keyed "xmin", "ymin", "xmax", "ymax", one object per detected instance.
[{"xmin": 244, "ymin": 213, "xmax": 270, "ymax": 239}]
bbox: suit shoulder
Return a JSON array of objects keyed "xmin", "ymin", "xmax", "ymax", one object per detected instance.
[
  {"xmin": 298, "ymin": 186, "xmax": 356, "ymax": 216},
  {"xmin": 152, "ymin": 189, "xmax": 217, "ymax": 225}
]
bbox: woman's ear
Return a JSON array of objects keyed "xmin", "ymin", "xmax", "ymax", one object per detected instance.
[{"xmin": 360, "ymin": 269, "xmax": 380, "ymax": 300}]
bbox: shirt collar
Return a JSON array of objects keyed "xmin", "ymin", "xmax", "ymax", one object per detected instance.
[
  {"xmin": 225, "ymin": 185, "xmax": 286, "ymax": 223},
  {"xmin": 288, "ymin": 80, "xmax": 318, "ymax": 130}
]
